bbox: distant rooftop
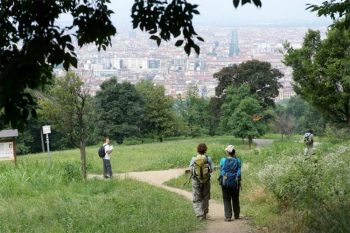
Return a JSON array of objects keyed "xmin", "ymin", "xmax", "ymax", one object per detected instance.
[{"xmin": 0, "ymin": 129, "xmax": 18, "ymax": 138}]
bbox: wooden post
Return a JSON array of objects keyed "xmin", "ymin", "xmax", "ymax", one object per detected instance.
[{"xmin": 13, "ymin": 138, "xmax": 17, "ymax": 166}]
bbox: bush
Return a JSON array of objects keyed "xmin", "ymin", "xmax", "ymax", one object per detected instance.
[{"xmin": 260, "ymin": 140, "xmax": 350, "ymax": 232}]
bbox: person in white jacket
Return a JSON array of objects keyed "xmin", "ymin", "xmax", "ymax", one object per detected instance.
[{"xmin": 102, "ymin": 137, "xmax": 113, "ymax": 178}]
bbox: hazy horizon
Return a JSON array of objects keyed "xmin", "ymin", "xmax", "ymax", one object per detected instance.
[
  {"xmin": 58, "ymin": 0, "xmax": 332, "ymax": 28},
  {"xmin": 110, "ymin": 0, "xmax": 332, "ymax": 27}
]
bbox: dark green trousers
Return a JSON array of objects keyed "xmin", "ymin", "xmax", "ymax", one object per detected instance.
[{"xmin": 221, "ymin": 185, "xmax": 240, "ymax": 219}]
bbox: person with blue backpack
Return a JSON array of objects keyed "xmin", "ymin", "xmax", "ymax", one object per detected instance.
[{"xmin": 219, "ymin": 145, "xmax": 241, "ymax": 222}]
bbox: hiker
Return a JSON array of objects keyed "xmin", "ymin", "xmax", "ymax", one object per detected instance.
[
  {"xmin": 102, "ymin": 137, "xmax": 113, "ymax": 178},
  {"xmin": 303, "ymin": 129, "xmax": 314, "ymax": 156},
  {"xmin": 219, "ymin": 145, "xmax": 241, "ymax": 222},
  {"xmin": 189, "ymin": 143, "xmax": 214, "ymax": 221}
]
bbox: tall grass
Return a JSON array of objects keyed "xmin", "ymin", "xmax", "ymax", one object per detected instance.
[
  {"xmin": 19, "ymin": 136, "xmax": 248, "ymax": 174},
  {"xmin": 0, "ymin": 159, "xmax": 203, "ymax": 232},
  {"xmin": 166, "ymin": 137, "xmax": 350, "ymax": 232}
]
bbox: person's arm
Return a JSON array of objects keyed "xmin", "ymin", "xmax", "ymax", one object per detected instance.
[
  {"xmin": 208, "ymin": 157, "xmax": 214, "ymax": 173},
  {"xmin": 189, "ymin": 157, "xmax": 195, "ymax": 174},
  {"xmin": 237, "ymin": 158, "xmax": 242, "ymax": 180}
]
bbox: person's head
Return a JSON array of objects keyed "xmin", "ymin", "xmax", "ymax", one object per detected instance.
[
  {"xmin": 197, "ymin": 143, "xmax": 207, "ymax": 155},
  {"xmin": 309, "ymin": 129, "xmax": 313, "ymax": 134},
  {"xmin": 104, "ymin": 137, "xmax": 110, "ymax": 144},
  {"xmin": 225, "ymin": 145, "xmax": 236, "ymax": 157}
]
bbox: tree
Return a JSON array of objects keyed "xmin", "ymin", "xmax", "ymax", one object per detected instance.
[
  {"xmin": 38, "ymin": 73, "xmax": 95, "ymax": 178},
  {"xmin": 0, "ymin": 0, "xmax": 116, "ymax": 130},
  {"xmin": 273, "ymin": 105, "xmax": 295, "ymax": 139},
  {"xmin": 220, "ymin": 84, "xmax": 251, "ymax": 130},
  {"xmin": 0, "ymin": 0, "xmax": 262, "ymax": 130},
  {"xmin": 136, "ymin": 80, "xmax": 176, "ymax": 142},
  {"xmin": 307, "ymin": 1, "xmax": 350, "ymax": 29},
  {"xmin": 176, "ymin": 85, "xmax": 210, "ymax": 136},
  {"xmin": 214, "ymin": 60, "xmax": 283, "ymax": 108},
  {"xmin": 283, "ymin": 27, "xmax": 350, "ymax": 126},
  {"xmin": 95, "ymin": 78, "xmax": 145, "ymax": 144},
  {"xmin": 228, "ymin": 97, "xmax": 267, "ymax": 148},
  {"xmin": 220, "ymin": 85, "xmax": 267, "ymax": 148}
]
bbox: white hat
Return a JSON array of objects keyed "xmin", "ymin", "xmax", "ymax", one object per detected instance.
[{"xmin": 225, "ymin": 145, "xmax": 235, "ymax": 153}]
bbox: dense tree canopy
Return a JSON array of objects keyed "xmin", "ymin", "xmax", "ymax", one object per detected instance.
[
  {"xmin": 214, "ymin": 60, "xmax": 283, "ymax": 108},
  {"xmin": 136, "ymin": 80, "xmax": 176, "ymax": 142},
  {"xmin": 95, "ymin": 78, "xmax": 145, "ymax": 144},
  {"xmin": 176, "ymin": 85, "xmax": 210, "ymax": 136},
  {"xmin": 284, "ymin": 27, "xmax": 350, "ymax": 126}
]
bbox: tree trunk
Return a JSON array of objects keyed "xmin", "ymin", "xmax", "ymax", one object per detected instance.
[
  {"xmin": 79, "ymin": 141, "xmax": 87, "ymax": 179},
  {"xmin": 248, "ymin": 136, "xmax": 253, "ymax": 149}
]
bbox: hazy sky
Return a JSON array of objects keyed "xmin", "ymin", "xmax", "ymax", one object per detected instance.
[{"xmin": 108, "ymin": 0, "xmax": 332, "ymax": 27}]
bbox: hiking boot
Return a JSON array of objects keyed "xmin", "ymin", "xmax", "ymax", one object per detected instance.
[{"xmin": 224, "ymin": 218, "xmax": 231, "ymax": 222}]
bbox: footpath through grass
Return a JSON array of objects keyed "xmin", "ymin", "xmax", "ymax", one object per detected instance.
[
  {"xmin": 0, "ymin": 136, "xmax": 249, "ymax": 232},
  {"xmin": 0, "ymin": 160, "xmax": 202, "ymax": 233},
  {"xmin": 166, "ymin": 136, "xmax": 350, "ymax": 233}
]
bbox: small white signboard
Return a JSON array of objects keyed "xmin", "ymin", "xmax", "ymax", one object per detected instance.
[
  {"xmin": 43, "ymin": 125, "xmax": 51, "ymax": 134},
  {"xmin": 0, "ymin": 142, "xmax": 14, "ymax": 160}
]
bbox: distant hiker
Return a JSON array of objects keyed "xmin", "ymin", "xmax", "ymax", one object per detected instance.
[
  {"xmin": 189, "ymin": 143, "xmax": 214, "ymax": 221},
  {"xmin": 100, "ymin": 137, "xmax": 113, "ymax": 178},
  {"xmin": 218, "ymin": 145, "xmax": 241, "ymax": 222},
  {"xmin": 303, "ymin": 129, "xmax": 314, "ymax": 156}
]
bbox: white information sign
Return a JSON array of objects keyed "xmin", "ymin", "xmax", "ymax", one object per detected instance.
[
  {"xmin": 0, "ymin": 142, "xmax": 14, "ymax": 160},
  {"xmin": 43, "ymin": 125, "xmax": 51, "ymax": 134}
]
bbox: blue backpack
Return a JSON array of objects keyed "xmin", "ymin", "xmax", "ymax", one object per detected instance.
[{"xmin": 220, "ymin": 158, "xmax": 239, "ymax": 188}]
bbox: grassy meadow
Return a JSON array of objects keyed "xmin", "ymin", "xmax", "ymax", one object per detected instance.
[
  {"xmin": 1, "ymin": 135, "xmax": 349, "ymax": 232},
  {"xmin": 0, "ymin": 136, "xmax": 248, "ymax": 233}
]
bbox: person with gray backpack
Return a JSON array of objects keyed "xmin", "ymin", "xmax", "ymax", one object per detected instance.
[
  {"xmin": 218, "ymin": 145, "xmax": 241, "ymax": 222},
  {"xmin": 303, "ymin": 129, "xmax": 314, "ymax": 156}
]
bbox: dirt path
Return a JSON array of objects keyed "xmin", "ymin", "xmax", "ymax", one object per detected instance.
[
  {"xmin": 89, "ymin": 169, "xmax": 257, "ymax": 233},
  {"xmin": 89, "ymin": 139, "xmax": 272, "ymax": 233}
]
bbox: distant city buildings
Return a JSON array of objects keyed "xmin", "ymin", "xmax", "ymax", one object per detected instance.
[
  {"xmin": 65, "ymin": 26, "xmax": 326, "ymax": 100},
  {"xmin": 229, "ymin": 31, "xmax": 240, "ymax": 57}
]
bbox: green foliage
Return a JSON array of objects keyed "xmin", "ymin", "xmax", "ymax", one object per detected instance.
[
  {"xmin": 259, "ymin": 140, "xmax": 350, "ymax": 232},
  {"xmin": 95, "ymin": 78, "xmax": 145, "ymax": 144},
  {"xmin": 221, "ymin": 85, "xmax": 268, "ymax": 147},
  {"xmin": 214, "ymin": 60, "xmax": 283, "ymax": 108},
  {"xmin": 307, "ymin": 1, "xmax": 350, "ymax": 29},
  {"xmin": 272, "ymin": 96, "xmax": 327, "ymax": 136},
  {"xmin": 0, "ymin": 0, "xmax": 116, "ymax": 130},
  {"xmin": 284, "ymin": 27, "xmax": 350, "ymax": 126},
  {"xmin": 39, "ymin": 73, "xmax": 95, "ymax": 147},
  {"xmin": 272, "ymin": 104, "xmax": 295, "ymax": 138},
  {"xmin": 136, "ymin": 80, "xmax": 177, "ymax": 142},
  {"xmin": 38, "ymin": 72, "xmax": 95, "ymax": 177},
  {"xmin": 176, "ymin": 85, "xmax": 211, "ymax": 137}
]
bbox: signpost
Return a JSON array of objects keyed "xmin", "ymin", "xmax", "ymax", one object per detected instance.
[{"xmin": 42, "ymin": 125, "xmax": 52, "ymax": 166}]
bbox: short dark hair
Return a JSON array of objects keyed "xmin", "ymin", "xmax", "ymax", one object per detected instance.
[
  {"xmin": 228, "ymin": 149, "xmax": 236, "ymax": 156},
  {"xmin": 197, "ymin": 143, "xmax": 207, "ymax": 155}
]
